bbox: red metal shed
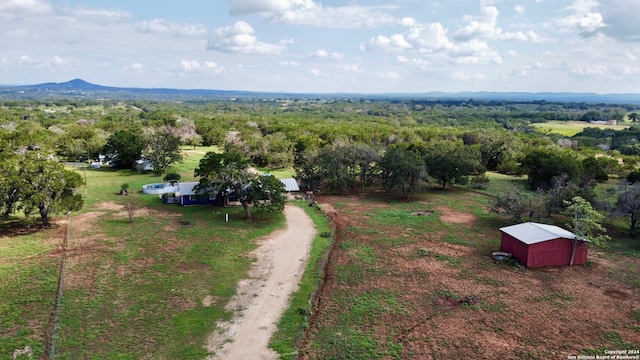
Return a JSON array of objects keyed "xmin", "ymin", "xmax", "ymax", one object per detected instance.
[{"xmin": 499, "ymin": 222, "xmax": 588, "ymax": 268}]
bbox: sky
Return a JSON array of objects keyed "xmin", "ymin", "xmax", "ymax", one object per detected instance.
[{"xmin": 1, "ymin": 0, "xmax": 639, "ymax": 94}]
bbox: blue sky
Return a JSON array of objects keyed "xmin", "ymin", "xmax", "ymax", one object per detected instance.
[{"xmin": 1, "ymin": 0, "xmax": 639, "ymax": 93}]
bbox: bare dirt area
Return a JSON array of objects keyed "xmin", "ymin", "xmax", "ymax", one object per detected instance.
[
  {"xmin": 300, "ymin": 194, "xmax": 640, "ymax": 359},
  {"xmin": 206, "ymin": 205, "xmax": 316, "ymax": 360}
]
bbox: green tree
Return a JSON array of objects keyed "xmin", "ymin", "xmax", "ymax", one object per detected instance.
[
  {"xmin": 294, "ymin": 142, "xmax": 364, "ymax": 193},
  {"xmin": 424, "ymin": 141, "xmax": 481, "ymax": 189},
  {"xmin": 163, "ymin": 172, "xmax": 181, "ymax": 184},
  {"xmin": 628, "ymin": 112, "xmax": 639, "ymax": 123},
  {"xmin": 464, "ymin": 131, "xmax": 524, "ymax": 172},
  {"xmin": 490, "ymin": 186, "xmax": 540, "ymax": 223},
  {"xmin": 581, "ymin": 156, "xmax": 613, "ymax": 185},
  {"xmin": 378, "ymin": 146, "xmax": 427, "ymax": 199},
  {"xmin": 627, "ymin": 169, "xmax": 640, "ymax": 184},
  {"xmin": 521, "ymin": 149, "xmax": 582, "ymax": 190},
  {"xmin": 8, "ymin": 121, "xmax": 53, "ymax": 153},
  {"xmin": 195, "ymin": 119, "xmax": 226, "ymax": 147},
  {"xmin": 19, "ymin": 154, "xmax": 84, "ymax": 226},
  {"xmin": 103, "ymin": 130, "xmax": 145, "ymax": 169},
  {"xmin": 0, "ymin": 155, "xmax": 23, "ymax": 218},
  {"xmin": 143, "ymin": 130, "xmax": 183, "ymax": 173},
  {"xmin": 352, "ymin": 143, "xmax": 380, "ymax": 188},
  {"xmin": 563, "ymin": 196, "xmax": 609, "ymax": 265},
  {"xmin": 249, "ymin": 174, "xmax": 286, "ymax": 218},
  {"xmin": 263, "ymin": 132, "xmax": 295, "ymax": 169},
  {"xmin": 194, "ymin": 151, "xmax": 257, "ymax": 219},
  {"xmin": 614, "ymin": 182, "xmax": 640, "ymax": 234},
  {"xmin": 56, "ymin": 124, "xmax": 106, "ymax": 161}
]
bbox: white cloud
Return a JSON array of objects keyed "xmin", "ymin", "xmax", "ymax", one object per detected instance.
[
  {"xmin": 598, "ymin": 0, "xmax": 640, "ymax": 42},
  {"xmin": 555, "ymin": 0, "xmax": 640, "ymax": 42},
  {"xmin": 228, "ymin": 0, "xmax": 396, "ymax": 28},
  {"xmin": 406, "ymin": 23, "xmax": 455, "ymax": 52},
  {"xmin": 455, "ymin": 6, "xmax": 499, "ymax": 41},
  {"xmin": 363, "ymin": 22, "xmax": 454, "ymax": 53},
  {"xmin": 512, "ymin": 62, "xmax": 545, "ymax": 78},
  {"xmin": 181, "ymin": 60, "xmax": 224, "ymax": 74},
  {"xmin": 514, "ymin": 5, "xmax": 525, "ymax": 14},
  {"xmin": 1, "ymin": 0, "xmax": 638, "ymax": 93},
  {"xmin": 0, "ymin": 0, "xmax": 51, "ymax": 15},
  {"xmin": 455, "ymin": 6, "xmax": 542, "ymax": 42},
  {"xmin": 136, "ymin": 20, "xmax": 207, "ymax": 37},
  {"xmin": 569, "ymin": 63, "xmax": 609, "ymax": 77},
  {"xmin": 207, "ymin": 21, "xmax": 286, "ymax": 54},
  {"xmin": 400, "ymin": 17, "xmax": 417, "ymax": 27},
  {"xmin": 556, "ymin": 0, "xmax": 606, "ymax": 38},
  {"xmin": 124, "ymin": 63, "xmax": 144, "ymax": 74},
  {"xmin": 230, "ymin": 0, "xmax": 314, "ymax": 15},
  {"xmin": 452, "ymin": 39, "xmax": 503, "ymax": 64},
  {"xmin": 396, "ymin": 55, "xmax": 430, "ymax": 69},
  {"xmin": 18, "ymin": 55, "xmax": 37, "ymax": 65},
  {"xmin": 374, "ymin": 71, "xmax": 400, "ymax": 80},
  {"xmin": 335, "ymin": 64, "xmax": 362, "ymax": 73},
  {"xmin": 308, "ymin": 49, "xmax": 344, "ymax": 59},
  {"xmin": 49, "ymin": 56, "xmax": 67, "ymax": 67},
  {"xmin": 361, "ymin": 34, "xmax": 412, "ymax": 52},
  {"xmin": 452, "ymin": 71, "xmax": 488, "ymax": 80},
  {"xmin": 559, "ymin": 12, "xmax": 605, "ymax": 36},
  {"xmin": 309, "ymin": 68, "xmax": 328, "ymax": 77},
  {"xmin": 74, "ymin": 8, "xmax": 132, "ymax": 23},
  {"xmin": 565, "ymin": 0, "xmax": 600, "ymax": 14},
  {"xmin": 16, "ymin": 55, "xmax": 66, "ymax": 68}
]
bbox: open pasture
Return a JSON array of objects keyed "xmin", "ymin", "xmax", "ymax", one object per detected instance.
[
  {"xmin": 531, "ymin": 121, "xmax": 629, "ymax": 137},
  {"xmin": 300, "ymin": 189, "xmax": 640, "ymax": 359}
]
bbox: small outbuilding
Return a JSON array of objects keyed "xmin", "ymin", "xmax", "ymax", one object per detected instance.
[{"xmin": 499, "ymin": 222, "xmax": 588, "ymax": 268}]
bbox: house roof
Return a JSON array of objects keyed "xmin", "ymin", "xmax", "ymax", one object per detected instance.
[
  {"xmin": 280, "ymin": 178, "xmax": 300, "ymax": 192},
  {"xmin": 177, "ymin": 182, "xmax": 199, "ymax": 196},
  {"xmin": 499, "ymin": 222, "xmax": 579, "ymax": 245}
]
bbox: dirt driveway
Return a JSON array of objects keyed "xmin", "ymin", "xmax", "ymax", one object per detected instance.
[{"xmin": 206, "ymin": 205, "xmax": 316, "ymax": 359}]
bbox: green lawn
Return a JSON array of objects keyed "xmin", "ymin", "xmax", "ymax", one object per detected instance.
[
  {"xmin": 0, "ymin": 230, "xmax": 59, "ymax": 359},
  {"xmin": 1, "ymin": 149, "xmax": 331, "ymax": 359}
]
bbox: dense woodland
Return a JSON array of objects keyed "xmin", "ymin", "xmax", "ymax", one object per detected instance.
[{"xmin": 2, "ymin": 97, "xmax": 640, "ymax": 239}]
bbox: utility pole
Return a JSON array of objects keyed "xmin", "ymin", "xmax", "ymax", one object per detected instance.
[{"xmin": 84, "ymin": 149, "xmax": 89, "ymax": 197}]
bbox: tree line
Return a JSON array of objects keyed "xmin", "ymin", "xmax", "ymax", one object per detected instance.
[{"xmin": 2, "ymin": 98, "xmax": 640, "ymax": 235}]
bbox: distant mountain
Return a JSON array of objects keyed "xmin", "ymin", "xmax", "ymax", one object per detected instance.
[
  {"xmin": 29, "ymin": 78, "xmax": 116, "ymax": 91},
  {"xmin": 0, "ymin": 78, "xmax": 267, "ymax": 101},
  {"xmin": 2, "ymin": 78, "xmax": 640, "ymax": 103}
]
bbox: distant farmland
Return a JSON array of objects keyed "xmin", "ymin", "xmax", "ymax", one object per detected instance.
[{"xmin": 531, "ymin": 120, "xmax": 629, "ymax": 137}]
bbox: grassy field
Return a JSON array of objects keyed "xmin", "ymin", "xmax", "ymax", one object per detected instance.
[
  {"xmin": 531, "ymin": 120, "xmax": 629, "ymax": 136},
  {"xmin": 3, "ymin": 148, "xmax": 639, "ymax": 359},
  {"xmin": 0, "ymin": 228, "xmax": 60, "ymax": 359},
  {"xmin": 0, "ymin": 147, "xmax": 331, "ymax": 359}
]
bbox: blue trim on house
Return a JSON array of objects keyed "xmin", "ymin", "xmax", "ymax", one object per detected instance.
[{"xmin": 181, "ymin": 193, "xmax": 222, "ymax": 206}]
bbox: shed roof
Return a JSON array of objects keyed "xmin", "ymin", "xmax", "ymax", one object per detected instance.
[
  {"xmin": 499, "ymin": 222, "xmax": 580, "ymax": 245},
  {"xmin": 280, "ymin": 178, "xmax": 300, "ymax": 192}
]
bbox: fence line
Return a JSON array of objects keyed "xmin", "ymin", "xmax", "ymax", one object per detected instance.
[
  {"xmin": 49, "ymin": 212, "xmax": 71, "ymax": 360},
  {"xmin": 294, "ymin": 206, "xmax": 341, "ymax": 352}
]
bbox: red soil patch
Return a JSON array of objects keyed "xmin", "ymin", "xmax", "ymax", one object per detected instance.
[
  {"xmin": 436, "ymin": 205, "xmax": 475, "ymax": 224},
  {"xmin": 300, "ymin": 195, "xmax": 640, "ymax": 360}
]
